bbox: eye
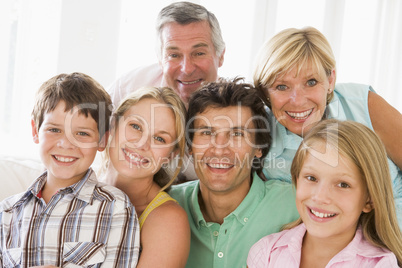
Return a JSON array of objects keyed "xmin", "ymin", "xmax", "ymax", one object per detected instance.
[
  {"xmin": 307, "ymin": 79, "xmax": 317, "ymax": 87},
  {"xmin": 201, "ymin": 130, "xmax": 213, "ymax": 136},
  {"xmin": 306, "ymin": 176, "xmax": 317, "ymax": 182},
  {"xmin": 338, "ymin": 182, "xmax": 350, "ymax": 188},
  {"xmin": 276, "ymin": 84, "xmax": 287, "ymax": 91},
  {"xmin": 195, "ymin": 52, "xmax": 206, "ymax": 56},
  {"xmin": 49, "ymin": 128, "xmax": 60, "ymax": 133},
  {"xmin": 153, "ymin": 136, "xmax": 166, "ymax": 143},
  {"xmin": 130, "ymin": 123, "xmax": 141, "ymax": 131},
  {"xmin": 168, "ymin": 53, "xmax": 180, "ymax": 59},
  {"xmin": 231, "ymin": 130, "xmax": 244, "ymax": 137},
  {"xmin": 77, "ymin": 132, "xmax": 90, "ymax": 137}
]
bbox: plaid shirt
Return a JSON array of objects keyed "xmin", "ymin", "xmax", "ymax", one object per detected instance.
[{"xmin": 0, "ymin": 169, "xmax": 139, "ymax": 267}]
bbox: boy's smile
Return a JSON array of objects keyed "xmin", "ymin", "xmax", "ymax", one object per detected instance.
[{"xmin": 32, "ymin": 101, "xmax": 104, "ymax": 188}]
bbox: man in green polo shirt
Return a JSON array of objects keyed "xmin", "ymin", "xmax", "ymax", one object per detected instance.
[{"xmin": 169, "ymin": 78, "xmax": 299, "ymax": 268}]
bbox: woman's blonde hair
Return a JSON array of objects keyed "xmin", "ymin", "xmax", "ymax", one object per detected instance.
[
  {"xmin": 287, "ymin": 119, "xmax": 401, "ymax": 265},
  {"xmin": 102, "ymin": 86, "xmax": 186, "ymax": 192},
  {"xmin": 253, "ymin": 27, "xmax": 336, "ymax": 108}
]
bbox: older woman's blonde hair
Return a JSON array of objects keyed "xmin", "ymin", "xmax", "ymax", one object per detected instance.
[
  {"xmin": 287, "ymin": 119, "xmax": 401, "ymax": 265},
  {"xmin": 102, "ymin": 86, "xmax": 186, "ymax": 192},
  {"xmin": 253, "ymin": 27, "xmax": 336, "ymax": 108}
]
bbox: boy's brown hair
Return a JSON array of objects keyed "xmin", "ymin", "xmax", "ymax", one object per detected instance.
[{"xmin": 32, "ymin": 72, "xmax": 112, "ymax": 139}]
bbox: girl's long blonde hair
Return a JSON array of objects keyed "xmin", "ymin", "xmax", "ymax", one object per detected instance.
[
  {"xmin": 101, "ymin": 86, "xmax": 186, "ymax": 191},
  {"xmin": 288, "ymin": 119, "xmax": 402, "ymax": 265}
]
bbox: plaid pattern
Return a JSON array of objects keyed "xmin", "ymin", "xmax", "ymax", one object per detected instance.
[{"xmin": 0, "ymin": 169, "xmax": 139, "ymax": 267}]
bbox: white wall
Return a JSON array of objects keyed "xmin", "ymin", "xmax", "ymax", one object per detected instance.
[{"xmin": 0, "ymin": 0, "xmax": 401, "ymax": 160}]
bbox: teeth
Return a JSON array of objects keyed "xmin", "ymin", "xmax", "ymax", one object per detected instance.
[
  {"xmin": 123, "ymin": 149, "xmax": 146, "ymax": 163},
  {"xmin": 287, "ymin": 109, "xmax": 313, "ymax": 120},
  {"xmin": 310, "ymin": 209, "xmax": 336, "ymax": 218},
  {"xmin": 181, "ymin": 79, "xmax": 201, "ymax": 85},
  {"xmin": 55, "ymin": 156, "xmax": 76, "ymax": 163},
  {"xmin": 208, "ymin": 163, "xmax": 232, "ymax": 169}
]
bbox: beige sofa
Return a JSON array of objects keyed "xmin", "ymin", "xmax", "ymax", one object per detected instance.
[
  {"xmin": 0, "ymin": 155, "xmax": 44, "ymax": 201},
  {"xmin": 0, "ymin": 154, "xmax": 104, "ymax": 201}
]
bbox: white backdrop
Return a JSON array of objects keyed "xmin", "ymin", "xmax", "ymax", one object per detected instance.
[{"xmin": 0, "ymin": 0, "xmax": 401, "ymax": 159}]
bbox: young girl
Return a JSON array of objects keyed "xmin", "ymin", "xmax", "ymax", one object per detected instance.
[
  {"xmin": 100, "ymin": 86, "xmax": 190, "ymax": 267},
  {"xmin": 247, "ymin": 119, "xmax": 402, "ymax": 267}
]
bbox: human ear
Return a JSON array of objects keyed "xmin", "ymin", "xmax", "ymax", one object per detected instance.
[
  {"xmin": 328, "ymin": 69, "xmax": 336, "ymax": 92},
  {"xmin": 97, "ymin": 131, "xmax": 109, "ymax": 152},
  {"xmin": 218, "ymin": 48, "xmax": 225, "ymax": 67},
  {"xmin": 254, "ymin": 148, "xmax": 263, "ymax": 159},
  {"xmin": 31, "ymin": 119, "xmax": 39, "ymax": 144},
  {"xmin": 362, "ymin": 197, "xmax": 373, "ymax": 213}
]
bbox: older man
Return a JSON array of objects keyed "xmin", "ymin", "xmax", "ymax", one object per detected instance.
[
  {"xmin": 169, "ymin": 78, "xmax": 299, "ymax": 268},
  {"xmin": 108, "ymin": 1, "xmax": 225, "ymax": 106}
]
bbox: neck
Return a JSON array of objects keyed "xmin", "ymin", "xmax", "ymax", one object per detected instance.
[
  {"xmin": 104, "ymin": 166, "xmax": 160, "ymax": 216},
  {"xmin": 198, "ymin": 177, "xmax": 251, "ymax": 224},
  {"xmin": 42, "ymin": 172, "xmax": 85, "ymax": 203},
  {"xmin": 301, "ymin": 227, "xmax": 356, "ymax": 265}
]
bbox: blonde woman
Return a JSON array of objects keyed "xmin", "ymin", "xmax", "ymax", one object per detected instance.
[
  {"xmin": 248, "ymin": 119, "xmax": 402, "ymax": 267},
  {"xmin": 253, "ymin": 26, "xmax": 402, "ymax": 227},
  {"xmin": 101, "ymin": 87, "xmax": 190, "ymax": 267}
]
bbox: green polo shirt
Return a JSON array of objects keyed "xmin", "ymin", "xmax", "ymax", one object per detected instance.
[{"xmin": 169, "ymin": 173, "xmax": 299, "ymax": 268}]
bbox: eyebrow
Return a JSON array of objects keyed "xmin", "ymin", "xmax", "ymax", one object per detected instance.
[
  {"xmin": 42, "ymin": 122, "xmax": 63, "ymax": 128},
  {"xmin": 43, "ymin": 121, "xmax": 97, "ymax": 131},
  {"xmin": 195, "ymin": 125, "xmax": 252, "ymax": 132},
  {"xmin": 76, "ymin": 126, "xmax": 97, "ymax": 132},
  {"xmin": 166, "ymin": 42, "xmax": 209, "ymax": 51},
  {"xmin": 154, "ymin": 129, "xmax": 174, "ymax": 138}
]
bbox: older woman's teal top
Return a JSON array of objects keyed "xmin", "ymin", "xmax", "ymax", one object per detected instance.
[{"xmin": 262, "ymin": 83, "xmax": 402, "ymax": 227}]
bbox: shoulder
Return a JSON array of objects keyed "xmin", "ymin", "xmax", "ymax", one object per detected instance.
[
  {"xmin": 110, "ymin": 63, "xmax": 162, "ymax": 89},
  {"xmin": 0, "ymin": 192, "xmax": 27, "ymax": 212},
  {"xmin": 251, "ymin": 228, "xmax": 292, "ymax": 251},
  {"xmin": 248, "ymin": 227, "xmax": 296, "ymax": 266},
  {"xmin": 93, "ymin": 182, "xmax": 133, "ymax": 210},
  {"xmin": 354, "ymin": 230, "xmax": 399, "ymax": 266},
  {"xmin": 144, "ymin": 200, "xmax": 189, "ymax": 230},
  {"xmin": 334, "ymin": 83, "xmax": 373, "ymax": 94},
  {"xmin": 140, "ymin": 199, "xmax": 190, "ymax": 266},
  {"xmin": 168, "ymin": 181, "xmax": 198, "ymax": 205},
  {"xmin": 264, "ymin": 179, "xmax": 295, "ymax": 196}
]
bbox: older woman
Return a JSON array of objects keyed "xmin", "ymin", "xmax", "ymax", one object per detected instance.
[{"xmin": 253, "ymin": 27, "xmax": 401, "ymax": 226}]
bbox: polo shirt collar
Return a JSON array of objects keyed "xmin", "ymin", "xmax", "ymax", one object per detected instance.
[
  {"xmin": 190, "ymin": 173, "xmax": 266, "ymax": 228},
  {"xmin": 188, "ymin": 181, "xmax": 204, "ymax": 229}
]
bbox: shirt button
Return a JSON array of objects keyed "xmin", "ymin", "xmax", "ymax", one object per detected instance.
[
  {"xmin": 244, "ymin": 217, "xmax": 248, "ymax": 222},
  {"xmin": 218, "ymin": 252, "xmax": 224, "ymax": 258},
  {"xmin": 213, "ymin": 231, "xmax": 219, "ymax": 236}
]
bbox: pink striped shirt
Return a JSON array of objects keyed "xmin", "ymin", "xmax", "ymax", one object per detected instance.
[{"xmin": 247, "ymin": 223, "xmax": 398, "ymax": 268}]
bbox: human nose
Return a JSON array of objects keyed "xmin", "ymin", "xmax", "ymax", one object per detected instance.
[
  {"xmin": 210, "ymin": 132, "xmax": 231, "ymax": 155},
  {"xmin": 180, "ymin": 55, "xmax": 196, "ymax": 75},
  {"xmin": 289, "ymin": 85, "xmax": 307, "ymax": 106},
  {"xmin": 311, "ymin": 182, "xmax": 331, "ymax": 204},
  {"xmin": 57, "ymin": 133, "xmax": 76, "ymax": 149},
  {"xmin": 133, "ymin": 134, "xmax": 151, "ymax": 151}
]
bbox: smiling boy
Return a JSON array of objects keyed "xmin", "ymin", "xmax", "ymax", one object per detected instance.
[{"xmin": 0, "ymin": 73, "xmax": 139, "ymax": 267}]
